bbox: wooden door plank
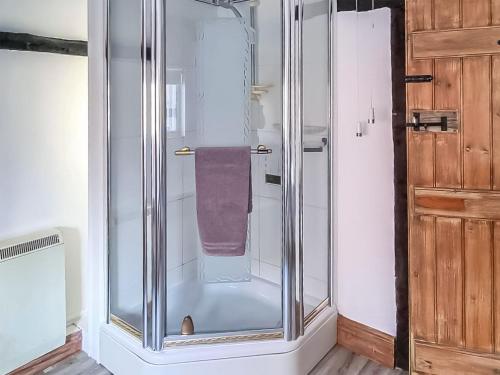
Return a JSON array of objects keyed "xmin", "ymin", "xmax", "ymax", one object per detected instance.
[
  {"xmin": 410, "ymin": 216, "xmax": 436, "ymax": 342},
  {"xmin": 463, "ymin": 56, "xmax": 492, "ymax": 190},
  {"xmin": 414, "ymin": 188, "xmax": 500, "ymax": 220},
  {"xmin": 407, "ymin": 59, "xmax": 434, "ymax": 109},
  {"xmin": 434, "ymin": 58, "xmax": 461, "ymax": 110},
  {"xmin": 411, "ymin": 27, "xmax": 500, "ymax": 59},
  {"xmin": 434, "ymin": 0, "xmax": 461, "ymax": 30},
  {"xmin": 434, "ymin": 58, "xmax": 461, "ymax": 188},
  {"xmin": 465, "ymin": 220, "xmax": 493, "ymax": 352},
  {"xmin": 435, "ymin": 134, "xmax": 461, "ymax": 188},
  {"xmin": 407, "ymin": 0, "xmax": 433, "ymax": 33},
  {"xmin": 408, "ymin": 133, "xmax": 435, "ymax": 187},
  {"xmin": 436, "ymin": 217, "xmax": 463, "ymax": 347},
  {"xmin": 493, "ymin": 56, "xmax": 500, "ymax": 190},
  {"xmin": 494, "ymin": 0, "xmax": 500, "ymax": 26},
  {"xmin": 495, "ymin": 222, "xmax": 500, "ymax": 353},
  {"xmin": 463, "ymin": 0, "xmax": 491, "ymax": 27},
  {"xmin": 407, "ymin": 57, "xmax": 434, "ymax": 188},
  {"xmin": 414, "ymin": 341, "xmax": 500, "ymax": 374}
]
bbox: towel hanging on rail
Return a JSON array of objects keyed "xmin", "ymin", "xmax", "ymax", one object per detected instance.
[{"xmin": 195, "ymin": 146, "xmax": 252, "ymax": 257}]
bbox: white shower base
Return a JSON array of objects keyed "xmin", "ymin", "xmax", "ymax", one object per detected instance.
[
  {"xmin": 167, "ymin": 277, "xmax": 284, "ymax": 334},
  {"xmin": 113, "ymin": 276, "xmax": 320, "ymax": 335},
  {"xmin": 100, "ymin": 305, "xmax": 337, "ymax": 375}
]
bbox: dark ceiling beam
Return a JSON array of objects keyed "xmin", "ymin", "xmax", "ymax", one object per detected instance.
[
  {"xmin": 0, "ymin": 32, "xmax": 87, "ymax": 56},
  {"xmin": 337, "ymin": 0, "xmax": 403, "ymax": 12}
]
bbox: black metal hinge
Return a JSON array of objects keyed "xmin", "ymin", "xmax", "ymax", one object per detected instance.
[{"xmin": 405, "ymin": 75, "xmax": 433, "ymax": 84}]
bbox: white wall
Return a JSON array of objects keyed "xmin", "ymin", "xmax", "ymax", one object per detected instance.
[
  {"xmin": 335, "ymin": 8, "xmax": 397, "ymax": 336},
  {"xmin": 0, "ymin": 1, "xmax": 88, "ymax": 326},
  {"xmin": 0, "ymin": 0, "xmax": 87, "ymax": 40},
  {"xmin": 87, "ymin": 0, "xmax": 107, "ymax": 358}
]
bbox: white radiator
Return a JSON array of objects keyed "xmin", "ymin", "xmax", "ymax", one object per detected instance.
[{"xmin": 0, "ymin": 229, "xmax": 66, "ymax": 375}]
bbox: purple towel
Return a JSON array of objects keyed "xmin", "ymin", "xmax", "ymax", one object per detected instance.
[{"xmin": 195, "ymin": 147, "xmax": 252, "ymax": 257}]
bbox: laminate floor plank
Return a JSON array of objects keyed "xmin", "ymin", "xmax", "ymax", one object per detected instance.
[
  {"xmin": 311, "ymin": 345, "xmax": 408, "ymax": 375},
  {"xmin": 338, "ymin": 353, "xmax": 370, "ymax": 374},
  {"xmin": 310, "ymin": 346, "xmax": 354, "ymax": 375},
  {"xmin": 42, "ymin": 346, "xmax": 408, "ymax": 375},
  {"xmin": 43, "ymin": 353, "xmax": 109, "ymax": 375}
]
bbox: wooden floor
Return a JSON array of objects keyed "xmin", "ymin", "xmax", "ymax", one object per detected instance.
[
  {"xmin": 310, "ymin": 346, "xmax": 408, "ymax": 374},
  {"xmin": 42, "ymin": 352, "xmax": 109, "ymax": 375},
  {"xmin": 43, "ymin": 346, "xmax": 408, "ymax": 375}
]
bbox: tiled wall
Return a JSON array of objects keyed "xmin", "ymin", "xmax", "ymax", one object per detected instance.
[{"xmin": 165, "ymin": 0, "xmax": 219, "ymax": 287}]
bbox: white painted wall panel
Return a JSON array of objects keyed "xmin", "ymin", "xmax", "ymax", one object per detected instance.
[
  {"xmin": 335, "ymin": 8, "xmax": 396, "ymax": 336},
  {"xmin": 0, "ymin": 1, "xmax": 88, "ymax": 326}
]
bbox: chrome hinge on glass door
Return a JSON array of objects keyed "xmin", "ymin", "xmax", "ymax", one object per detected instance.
[{"xmin": 142, "ymin": 0, "xmax": 167, "ymax": 352}]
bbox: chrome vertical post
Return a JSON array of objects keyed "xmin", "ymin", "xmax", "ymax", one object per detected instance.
[
  {"xmin": 327, "ymin": 0, "xmax": 336, "ymax": 305},
  {"xmin": 154, "ymin": 0, "xmax": 167, "ymax": 351},
  {"xmin": 104, "ymin": 0, "xmax": 111, "ymax": 326},
  {"xmin": 142, "ymin": 0, "xmax": 167, "ymax": 351},
  {"xmin": 282, "ymin": 0, "xmax": 304, "ymax": 341},
  {"xmin": 142, "ymin": 0, "xmax": 153, "ymax": 349},
  {"xmin": 294, "ymin": 0, "xmax": 304, "ymax": 338}
]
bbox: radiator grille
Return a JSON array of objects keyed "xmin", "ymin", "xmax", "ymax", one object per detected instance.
[{"xmin": 0, "ymin": 234, "xmax": 62, "ymax": 261}]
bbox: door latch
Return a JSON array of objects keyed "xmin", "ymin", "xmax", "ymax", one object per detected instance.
[{"xmin": 407, "ymin": 112, "xmax": 448, "ymax": 132}]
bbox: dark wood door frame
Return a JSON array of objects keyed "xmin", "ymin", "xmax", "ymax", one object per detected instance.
[{"xmin": 390, "ymin": 6, "xmax": 408, "ymax": 370}]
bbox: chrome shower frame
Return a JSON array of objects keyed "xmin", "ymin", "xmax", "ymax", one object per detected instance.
[{"xmin": 105, "ymin": 0, "xmax": 336, "ymax": 351}]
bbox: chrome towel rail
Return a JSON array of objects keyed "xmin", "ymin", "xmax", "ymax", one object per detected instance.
[{"xmin": 174, "ymin": 145, "xmax": 272, "ymax": 156}]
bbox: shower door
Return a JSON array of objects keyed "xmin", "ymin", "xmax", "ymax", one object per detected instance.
[
  {"xmin": 107, "ymin": 0, "xmax": 144, "ymax": 336},
  {"xmin": 302, "ymin": 0, "xmax": 333, "ymax": 321},
  {"xmin": 162, "ymin": 0, "xmax": 286, "ymax": 342}
]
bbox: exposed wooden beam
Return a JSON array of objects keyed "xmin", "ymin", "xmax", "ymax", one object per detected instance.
[
  {"xmin": 0, "ymin": 32, "xmax": 87, "ymax": 56},
  {"xmin": 337, "ymin": 0, "xmax": 403, "ymax": 12}
]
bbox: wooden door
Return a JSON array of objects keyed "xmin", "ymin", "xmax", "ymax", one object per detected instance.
[{"xmin": 407, "ymin": 1, "xmax": 500, "ymax": 373}]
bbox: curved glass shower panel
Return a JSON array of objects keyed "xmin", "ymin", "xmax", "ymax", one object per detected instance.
[
  {"xmin": 108, "ymin": 0, "xmax": 143, "ymax": 333},
  {"xmin": 302, "ymin": 0, "xmax": 331, "ymax": 316},
  {"xmin": 164, "ymin": 0, "xmax": 284, "ymax": 336}
]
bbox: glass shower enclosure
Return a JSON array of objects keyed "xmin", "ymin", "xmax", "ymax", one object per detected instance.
[{"xmin": 107, "ymin": 0, "xmax": 333, "ymax": 351}]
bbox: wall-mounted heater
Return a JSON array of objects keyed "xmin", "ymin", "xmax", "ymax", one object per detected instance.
[{"xmin": 0, "ymin": 229, "xmax": 66, "ymax": 375}]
